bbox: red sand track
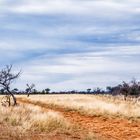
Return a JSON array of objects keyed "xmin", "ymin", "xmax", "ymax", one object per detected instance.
[{"xmin": 18, "ymin": 98, "xmax": 140, "ymax": 140}]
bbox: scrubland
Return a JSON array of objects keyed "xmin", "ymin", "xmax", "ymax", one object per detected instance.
[
  {"xmin": 0, "ymin": 94, "xmax": 140, "ymax": 140},
  {"xmin": 22, "ymin": 94, "xmax": 140, "ymax": 120},
  {"xmin": 0, "ymin": 95, "xmax": 99, "ymax": 140}
]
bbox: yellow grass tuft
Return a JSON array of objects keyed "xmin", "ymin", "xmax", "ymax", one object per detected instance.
[
  {"xmin": 22, "ymin": 94, "xmax": 140, "ymax": 120},
  {"xmin": 0, "ymin": 102, "xmax": 72, "ymax": 134}
]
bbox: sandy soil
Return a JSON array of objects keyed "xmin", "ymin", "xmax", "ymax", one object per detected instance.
[
  {"xmin": 18, "ymin": 98, "xmax": 140, "ymax": 140},
  {"xmin": 1, "ymin": 97, "xmax": 140, "ymax": 140}
]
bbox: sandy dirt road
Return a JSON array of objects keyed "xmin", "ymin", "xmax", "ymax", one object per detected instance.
[{"xmin": 17, "ymin": 98, "xmax": 140, "ymax": 140}]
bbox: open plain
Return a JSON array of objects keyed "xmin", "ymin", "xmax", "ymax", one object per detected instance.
[{"xmin": 0, "ymin": 94, "xmax": 140, "ymax": 140}]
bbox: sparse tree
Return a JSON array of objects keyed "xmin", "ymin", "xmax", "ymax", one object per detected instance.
[
  {"xmin": 45, "ymin": 88, "xmax": 50, "ymax": 94},
  {"xmin": 111, "ymin": 79, "xmax": 140, "ymax": 100},
  {"xmin": 42, "ymin": 89, "xmax": 45, "ymax": 94},
  {"xmin": 12, "ymin": 88, "xmax": 19, "ymax": 94},
  {"xmin": 129, "ymin": 79, "xmax": 140, "ymax": 97},
  {"xmin": 33, "ymin": 89, "xmax": 37, "ymax": 94},
  {"xmin": 93, "ymin": 87, "xmax": 102, "ymax": 94},
  {"xmin": 26, "ymin": 83, "xmax": 35, "ymax": 97},
  {"xmin": 87, "ymin": 88, "xmax": 91, "ymax": 93},
  {"xmin": 0, "ymin": 65, "xmax": 21, "ymax": 106},
  {"xmin": 106, "ymin": 86, "xmax": 113, "ymax": 93},
  {"xmin": 120, "ymin": 81, "xmax": 130, "ymax": 100}
]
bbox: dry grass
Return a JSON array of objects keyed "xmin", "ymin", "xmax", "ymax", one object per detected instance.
[
  {"xmin": 0, "ymin": 94, "xmax": 140, "ymax": 139},
  {"xmin": 0, "ymin": 105, "xmax": 72, "ymax": 132},
  {"xmin": 21, "ymin": 94, "xmax": 140, "ymax": 120},
  {"xmin": 0, "ymin": 96, "xmax": 99, "ymax": 140}
]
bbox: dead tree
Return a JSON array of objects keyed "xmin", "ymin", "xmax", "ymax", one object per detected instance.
[
  {"xmin": 0, "ymin": 65, "xmax": 21, "ymax": 106},
  {"xmin": 120, "ymin": 81, "xmax": 130, "ymax": 100},
  {"xmin": 26, "ymin": 84, "xmax": 35, "ymax": 97}
]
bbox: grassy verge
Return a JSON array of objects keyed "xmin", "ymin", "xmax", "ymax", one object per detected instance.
[
  {"xmin": 0, "ymin": 96, "xmax": 99, "ymax": 140},
  {"xmin": 19, "ymin": 94, "xmax": 140, "ymax": 120}
]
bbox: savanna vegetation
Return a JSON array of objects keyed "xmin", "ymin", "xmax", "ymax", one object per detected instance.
[{"xmin": 0, "ymin": 65, "xmax": 140, "ymax": 140}]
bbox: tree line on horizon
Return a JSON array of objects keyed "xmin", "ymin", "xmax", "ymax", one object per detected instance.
[{"xmin": 0, "ymin": 65, "xmax": 140, "ymax": 106}]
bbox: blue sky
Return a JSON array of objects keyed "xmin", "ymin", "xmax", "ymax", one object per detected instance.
[{"xmin": 0, "ymin": 0, "xmax": 140, "ymax": 91}]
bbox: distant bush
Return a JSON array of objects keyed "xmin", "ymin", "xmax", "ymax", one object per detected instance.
[{"xmin": 107, "ymin": 79, "xmax": 140, "ymax": 99}]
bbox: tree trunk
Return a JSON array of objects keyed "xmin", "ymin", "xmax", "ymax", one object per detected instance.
[
  {"xmin": 27, "ymin": 93, "xmax": 30, "ymax": 97},
  {"xmin": 7, "ymin": 88, "xmax": 17, "ymax": 106},
  {"xmin": 10, "ymin": 92, "xmax": 17, "ymax": 106}
]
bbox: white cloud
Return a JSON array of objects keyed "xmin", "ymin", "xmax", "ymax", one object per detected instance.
[
  {"xmin": 0, "ymin": 0, "xmax": 140, "ymax": 91},
  {"xmin": 12, "ymin": 45, "xmax": 140, "ymax": 90},
  {"xmin": 0, "ymin": 0, "xmax": 139, "ymax": 19}
]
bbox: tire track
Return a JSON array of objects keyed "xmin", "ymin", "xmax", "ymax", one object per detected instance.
[{"xmin": 18, "ymin": 97, "xmax": 140, "ymax": 140}]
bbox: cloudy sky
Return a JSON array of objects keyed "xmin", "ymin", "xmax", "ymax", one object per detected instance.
[{"xmin": 0, "ymin": 0, "xmax": 140, "ymax": 91}]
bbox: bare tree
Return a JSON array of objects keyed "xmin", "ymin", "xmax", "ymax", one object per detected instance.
[
  {"xmin": 45, "ymin": 88, "xmax": 50, "ymax": 94},
  {"xmin": 26, "ymin": 83, "xmax": 35, "ymax": 97},
  {"xmin": 0, "ymin": 65, "xmax": 21, "ymax": 106},
  {"xmin": 87, "ymin": 88, "xmax": 91, "ymax": 93}
]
